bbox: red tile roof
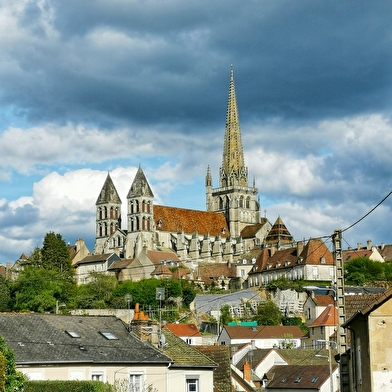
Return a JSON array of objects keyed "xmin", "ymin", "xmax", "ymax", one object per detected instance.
[
  {"xmin": 344, "ymin": 293, "xmax": 383, "ymax": 320},
  {"xmin": 240, "ymin": 218, "xmax": 269, "ymax": 239},
  {"xmin": 343, "ymin": 249, "xmax": 372, "ymax": 262},
  {"xmin": 313, "ymin": 294, "xmax": 334, "ymax": 307},
  {"xmin": 164, "ymin": 323, "xmax": 201, "ymax": 337},
  {"xmin": 198, "ymin": 263, "xmax": 237, "ymax": 284},
  {"xmin": 146, "ymin": 249, "xmax": 180, "ymax": 266},
  {"xmin": 309, "ymin": 304, "xmax": 338, "ymax": 327},
  {"xmin": 151, "ymin": 264, "xmax": 172, "ymax": 277},
  {"xmin": 223, "ymin": 325, "xmax": 305, "ymax": 339},
  {"xmin": 154, "ymin": 205, "xmax": 230, "ymax": 238}
]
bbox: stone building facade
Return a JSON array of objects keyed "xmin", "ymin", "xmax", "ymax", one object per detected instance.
[{"xmin": 93, "ymin": 69, "xmax": 271, "ymax": 264}]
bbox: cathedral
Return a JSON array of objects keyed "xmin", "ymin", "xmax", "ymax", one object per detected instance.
[{"xmin": 93, "ymin": 69, "xmax": 272, "ymax": 264}]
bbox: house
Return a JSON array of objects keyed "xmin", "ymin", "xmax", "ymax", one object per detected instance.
[
  {"xmin": 74, "ymin": 252, "xmax": 121, "ymax": 284},
  {"xmin": 0, "ymin": 313, "xmax": 172, "ymax": 389},
  {"xmin": 164, "ymin": 323, "xmax": 203, "ymax": 345},
  {"xmin": 264, "ymin": 364, "xmax": 339, "ymax": 392},
  {"xmin": 108, "ymin": 246, "xmax": 182, "ymax": 282},
  {"xmin": 197, "ymin": 262, "xmax": 237, "ymax": 290},
  {"xmin": 303, "ymin": 292, "xmax": 334, "ymax": 324},
  {"xmin": 217, "ymin": 325, "xmax": 305, "ymax": 349},
  {"xmin": 343, "ymin": 240, "xmax": 384, "ymax": 263},
  {"xmin": 305, "ymin": 304, "xmax": 338, "ymax": 349},
  {"xmin": 230, "ymin": 344, "xmax": 334, "ymax": 391},
  {"xmin": 248, "ymin": 238, "xmax": 335, "ymax": 286},
  {"xmin": 68, "ymin": 238, "xmax": 91, "ymax": 266},
  {"xmin": 341, "ymin": 287, "xmax": 392, "ymax": 392},
  {"xmin": 159, "ymin": 327, "xmax": 217, "ymax": 392}
]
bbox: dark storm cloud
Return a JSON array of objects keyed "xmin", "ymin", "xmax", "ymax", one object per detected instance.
[
  {"xmin": 0, "ymin": 203, "xmax": 39, "ymax": 228},
  {"xmin": 2, "ymin": 1, "xmax": 392, "ymax": 132}
]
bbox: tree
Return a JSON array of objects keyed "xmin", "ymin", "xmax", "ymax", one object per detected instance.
[
  {"xmin": 345, "ymin": 257, "xmax": 384, "ymax": 284},
  {"xmin": 0, "ymin": 276, "xmax": 11, "ymax": 312},
  {"xmin": 41, "ymin": 232, "xmax": 74, "ymax": 276},
  {"xmin": 11, "ymin": 232, "xmax": 77, "ymax": 312},
  {"xmin": 181, "ymin": 281, "xmax": 196, "ymax": 308},
  {"xmin": 75, "ymin": 272, "xmax": 118, "ymax": 309},
  {"xmin": 253, "ymin": 301, "xmax": 282, "ymax": 326},
  {"xmin": 12, "ymin": 267, "xmax": 73, "ymax": 312},
  {"xmin": 0, "ymin": 336, "xmax": 25, "ymax": 391},
  {"xmin": 220, "ymin": 304, "xmax": 233, "ymax": 326}
]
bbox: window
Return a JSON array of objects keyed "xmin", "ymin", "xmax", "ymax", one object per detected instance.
[
  {"xmin": 186, "ymin": 377, "xmax": 199, "ymax": 392},
  {"xmin": 65, "ymin": 330, "xmax": 80, "ymax": 338},
  {"xmin": 129, "ymin": 374, "xmax": 142, "ymax": 392},
  {"xmin": 99, "ymin": 332, "xmax": 118, "ymax": 340},
  {"xmin": 91, "ymin": 372, "xmax": 103, "ymax": 381}
]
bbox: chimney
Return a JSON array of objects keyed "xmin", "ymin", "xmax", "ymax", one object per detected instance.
[
  {"xmin": 381, "ymin": 243, "xmax": 385, "ymax": 250},
  {"xmin": 367, "ymin": 240, "xmax": 372, "ymax": 250},
  {"xmin": 243, "ymin": 361, "xmax": 251, "ymax": 382},
  {"xmin": 130, "ymin": 303, "xmax": 159, "ymax": 346},
  {"xmin": 251, "ymin": 339, "xmax": 256, "ymax": 350},
  {"xmin": 297, "ymin": 241, "xmax": 303, "ymax": 256},
  {"xmin": 357, "ymin": 243, "xmax": 362, "ymax": 250}
]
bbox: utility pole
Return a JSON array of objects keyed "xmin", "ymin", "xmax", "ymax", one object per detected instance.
[{"xmin": 333, "ymin": 229, "xmax": 347, "ymax": 354}]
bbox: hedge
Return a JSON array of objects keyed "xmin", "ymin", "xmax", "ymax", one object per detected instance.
[{"xmin": 25, "ymin": 380, "xmax": 113, "ymax": 392}]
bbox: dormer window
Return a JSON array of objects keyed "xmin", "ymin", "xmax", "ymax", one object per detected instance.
[
  {"xmin": 157, "ymin": 219, "xmax": 162, "ymax": 228},
  {"xmin": 320, "ymin": 257, "xmax": 326, "ymax": 264}
]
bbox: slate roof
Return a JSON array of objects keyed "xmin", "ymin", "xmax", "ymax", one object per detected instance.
[
  {"xmin": 154, "ymin": 205, "xmax": 230, "ymax": 238},
  {"xmin": 160, "ymin": 327, "xmax": 217, "ymax": 369},
  {"xmin": 266, "ymin": 364, "xmax": 337, "ymax": 389},
  {"xmin": 196, "ymin": 345, "xmax": 232, "ymax": 392},
  {"xmin": 0, "ymin": 314, "xmax": 172, "ymax": 366},
  {"xmin": 165, "ymin": 323, "xmax": 201, "ymax": 338},
  {"xmin": 127, "ymin": 166, "xmax": 154, "ymax": 198},
  {"xmin": 223, "ymin": 325, "xmax": 305, "ymax": 340},
  {"xmin": 96, "ymin": 173, "xmax": 122, "ymax": 204},
  {"xmin": 276, "ymin": 348, "xmax": 334, "ymax": 366}
]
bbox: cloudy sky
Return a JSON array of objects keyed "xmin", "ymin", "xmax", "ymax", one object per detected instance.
[{"xmin": 1, "ymin": 1, "xmax": 392, "ymax": 263}]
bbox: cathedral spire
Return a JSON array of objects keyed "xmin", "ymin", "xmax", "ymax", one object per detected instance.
[{"xmin": 220, "ymin": 66, "xmax": 247, "ymax": 187}]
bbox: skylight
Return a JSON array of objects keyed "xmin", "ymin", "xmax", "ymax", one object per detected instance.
[
  {"xmin": 311, "ymin": 377, "xmax": 319, "ymax": 383},
  {"xmin": 100, "ymin": 332, "xmax": 118, "ymax": 340},
  {"xmin": 294, "ymin": 377, "xmax": 303, "ymax": 383},
  {"xmin": 65, "ymin": 330, "xmax": 81, "ymax": 338}
]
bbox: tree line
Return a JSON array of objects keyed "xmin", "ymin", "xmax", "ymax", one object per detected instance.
[{"xmin": 0, "ymin": 232, "xmax": 196, "ymax": 321}]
